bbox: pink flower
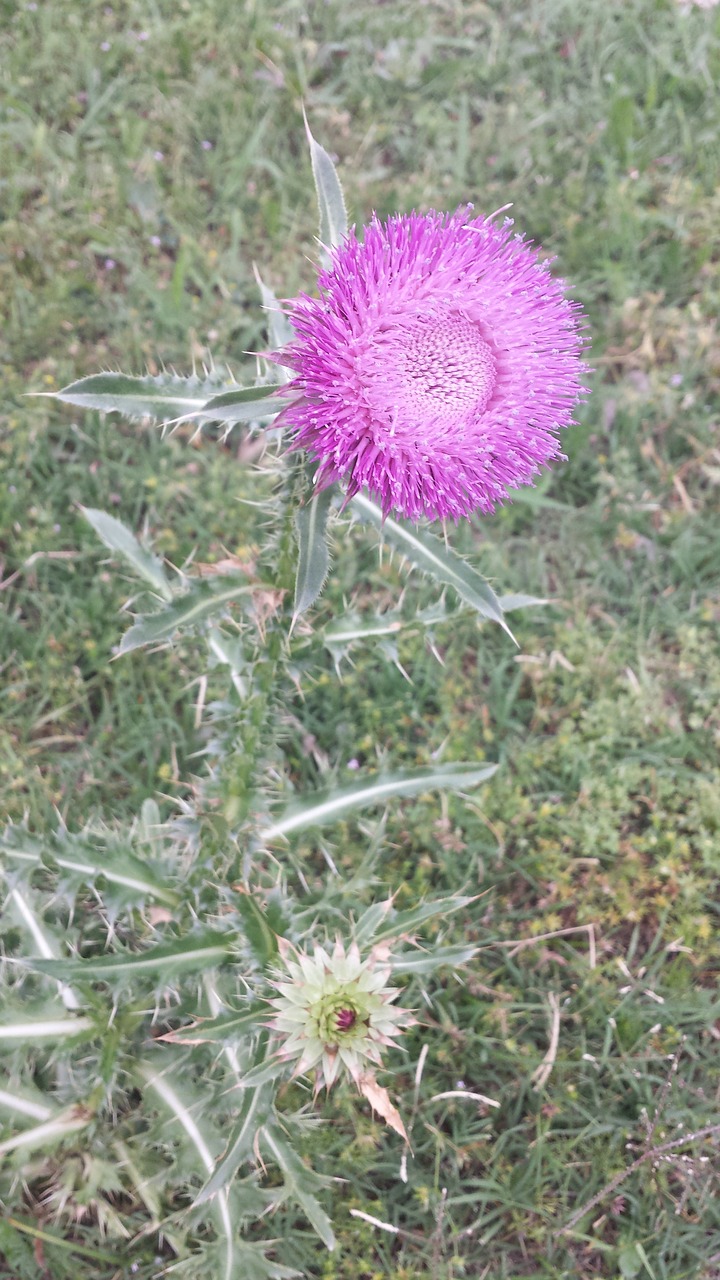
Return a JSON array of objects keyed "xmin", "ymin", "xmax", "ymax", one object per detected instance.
[{"xmin": 279, "ymin": 209, "xmax": 588, "ymax": 522}]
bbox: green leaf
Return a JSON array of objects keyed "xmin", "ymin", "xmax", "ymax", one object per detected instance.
[
  {"xmin": 498, "ymin": 592, "xmax": 548, "ymax": 613},
  {"xmin": 263, "ymin": 1123, "xmax": 336, "ymax": 1251},
  {"xmin": 43, "ymin": 371, "xmax": 236, "ymax": 423},
  {"xmin": 230, "ymin": 1055, "xmax": 289, "ymax": 1090},
  {"xmin": 198, "ymin": 384, "xmax": 290, "ymax": 425},
  {"xmin": 0, "ymin": 1220, "xmax": 36, "ymax": 1278},
  {"xmin": 389, "ymin": 944, "xmax": 477, "ymax": 975},
  {"xmin": 0, "ymin": 1105, "xmax": 94, "ymax": 1158},
  {"xmin": 6, "ymin": 884, "xmax": 81, "ymax": 1011},
  {"xmin": 207, "ymin": 627, "xmax": 247, "ymax": 682},
  {"xmin": 0, "ymin": 1013, "xmax": 95, "ymax": 1042},
  {"xmin": 43, "ymin": 372, "xmax": 287, "ymax": 439},
  {"xmin": 158, "ymin": 1005, "xmax": 267, "ymax": 1046},
  {"xmin": 354, "ymin": 893, "xmax": 476, "ymax": 947},
  {"xmin": 634, "ymin": 1243, "xmax": 659, "ymax": 1280},
  {"xmin": 293, "ymin": 486, "xmax": 335, "ymax": 618},
  {"xmin": 235, "ymin": 892, "xmax": 280, "ymax": 967},
  {"xmin": 323, "ymin": 610, "xmax": 404, "ymax": 648},
  {"xmin": 254, "ymin": 269, "xmax": 295, "ymax": 357},
  {"xmin": 118, "ymin": 578, "xmax": 262, "ymax": 654},
  {"xmin": 28, "ymin": 931, "xmax": 233, "ymax": 981},
  {"xmin": 258, "ymin": 762, "xmax": 498, "ymax": 841},
  {"xmin": 304, "ymin": 114, "xmax": 348, "ymax": 253},
  {"xmin": 139, "ymin": 1066, "xmax": 237, "ymax": 1280},
  {"xmin": 81, "ymin": 507, "xmax": 173, "ymax": 600},
  {"xmin": 0, "ymin": 1085, "xmax": 55, "ymax": 1123},
  {"xmin": 194, "ymin": 1081, "xmax": 274, "ymax": 1205},
  {"xmin": 350, "ymin": 493, "xmax": 515, "ymax": 639},
  {"xmin": 322, "ymin": 602, "xmax": 449, "ymax": 673},
  {"xmin": 139, "ymin": 1067, "xmax": 221, "ymax": 1174},
  {"xmin": 1, "ymin": 823, "xmax": 180, "ymax": 907},
  {"xmin": 619, "ymin": 1246, "xmax": 644, "ymax": 1280},
  {"xmin": 0, "ymin": 1217, "xmax": 119, "ymax": 1268}
]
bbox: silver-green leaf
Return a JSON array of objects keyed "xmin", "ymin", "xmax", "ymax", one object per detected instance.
[
  {"xmin": 118, "ymin": 578, "xmax": 261, "ymax": 654},
  {"xmin": 28, "ymin": 931, "xmax": 233, "ymax": 981},
  {"xmin": 0, "ymin": 1013, "xmax": 95, "ymax": 1042},
  {"xmin": 304, "ymin": 114, "xmax": 348, "ymax": 254},
  {"xmin": 81, "ymin": 507, "xmax": 173, "ymax": 600},
  {"xmin": 194, "ymin": 1080, "xmax": 274, "ymax": 1205},
  {"xmin": 254, "ymin": 268, "xmax": 295, "ymax": 359},
  {"xmin": 498, "ymin": 592, "xmax": 549, "ymax": 613},
  {"xmin": 198, "ymin": 384, "xmax": 290, "ymax": 425},
  {"xmin": 138, "ymin": 1067, "xmax": 237, "ymax": 1280},
  {"xmin": 354, "ymin": 893, "xmax": 477, "ymax": 948},
  {"xmin": 389, "ymin": 944, "xmax": 478, "ymax": 975},
  {"xmin": 350, "ymin": 493, "xmax": 515, "ymax": 640},
  {"xmin": 1, "ymin": 823, "xmax": 180, "ymax": 907},
  {"xmin": 263, "ymin": 1124, "xmax": 336, "ymax": 1251},
  {"xmin": 293, "ymin": 486, "xmax": 335, "ymax": 619},
  {"xmin": 43, "ymin": 371, "xmax": 236, "ymax": 424},
  {"xmin": 258, "ymin": 762, "xmax": 498, "ymax": 841},
  {"xmin": 158, "ymin": 1005, "xmax": 267, "ymax": 1046}
]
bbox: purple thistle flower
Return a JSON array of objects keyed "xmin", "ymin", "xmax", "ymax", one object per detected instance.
[{"xmin": 279, "ymin": 208, "xmax": 588, "ymax": 522}]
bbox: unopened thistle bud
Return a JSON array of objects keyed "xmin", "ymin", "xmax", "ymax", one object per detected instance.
[{"xmin": 268, "ymin": 936, "xmax": 413, "ymax": 1137}]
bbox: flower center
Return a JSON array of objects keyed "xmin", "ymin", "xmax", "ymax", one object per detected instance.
[
  {"xmin": 311, "ymin": 991, "xmax": 367, "ymax": 1045},
  {"xmin": 399, "ymin": 312, "xmax": 497, "ymax": 417},
  {"xmin": 335, "ymin": 1008, "xmax": 357, "ymax": 1032},
  {"xmin": 360, "ymin": 308, "xmax": 497, "ymax": 428}
]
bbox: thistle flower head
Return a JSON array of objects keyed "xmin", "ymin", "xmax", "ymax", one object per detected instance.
[
  {"xmin": 280, "ymin": 208, "xmax": 589, "ymax": 522},
  {"xmin": 268, "ymin": 936, "xmax": 411, "ymax": 1093}
]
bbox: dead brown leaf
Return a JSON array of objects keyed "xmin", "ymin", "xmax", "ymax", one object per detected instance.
[{"xmin": 358, "ymin": 1073, "xmax": 409, "ymax": 1143}]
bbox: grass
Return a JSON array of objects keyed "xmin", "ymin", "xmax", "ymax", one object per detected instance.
[{"xmin": 1, "ymin": 0, "xmax": 720, "ymax": 1276}]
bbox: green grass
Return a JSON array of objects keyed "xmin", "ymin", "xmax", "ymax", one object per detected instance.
[{"xmin": 2, "ymin": 0, "xmax": 720, "ymax": 1276}]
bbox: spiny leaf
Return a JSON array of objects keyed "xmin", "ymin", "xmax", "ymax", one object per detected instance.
[
  {"xmin": 350, "ymin": 493, "xmax": 515, "ymax": 639},
  {"xmin": 254, "ymin": 268, "xmax": 295, "ymax": 361},
  {"xmin": 229, "ymin": 1055, "xmax": 289, "ymax": 1091},
  {"xmin": 0, "ymin": 1085, "xmax": 55, "ymax": 1123},
  {"xmin": 194, "ymin": 1080, "xmax": 274, "ymax": 1205},
  {"xmin": 1, "ymin": 823, "xmax": 180, "ymax": 907},
  {"xmin": 0, "ymin": 1105, "xmax": 94, "ymax": 1159},
  {"xmin": 118, "ymin": 578, "xmax": 263, "ymax": 654},
  {"xmin": 0, "ymin": 1013, "xmax": 95, "ymax": 1042},
  {"xmin": 157, "ymin": 1004, "xmax": 267, "ymax": 1046},
  {"xmin": 389, "ymin": 943, "xmax": 478, "ymax": 975},
  {"xmin": 81, "ymin": 507, "xmax": 173, "ymax": 600},
  {"xmin": 498, "ymin": 592, "xmax": 549, "ymax": 612},
  {"xmin": 42, "ymin": 370, "xmax": 240, "ymax": 424},
  {"xmin": 354, "ymin": 893, "xmax": 477, "ymax": 947},
  {"xmin": 28, "ymin": 930, "xmax": 234, "ymax": 981},
  {"xmin": 172, "ymin": 1238, "xmax": 300, "ymax": 1280},
  {"xmin": 43, "ymin": 372, "xmax": 287, "ymax": 443},
  {"xmin": 293, "ymin": 485, "xmax": 335, "ymax": 619},
  {"xmin": 138, "ymin": 1067, "xmax": 237, "ymax": 1280},
  {"xmin": 304, "ymin": 113, "xmax": 348, "ymax": 254},
  {"xmin": 235, "ymin": 892, "xmax": 280, "ymax": 967},
  {"xmin": 322, "ymin": 601, "xmax": 448, "ymax": 668},
  {"xmin": 6, "ymin": 885, "xmax": 81, "ymax": 1011},
  {"xmin": 0, "ymin": 1220, "xmax": 36, "ymax": 1278},
  {"xmin": 258, "ymin": 762, "xmax": 498, "ymax": 841},
  {"xmin": 323, "ymin": 610, "xmax": 404, "ymax": 648},
  {"xmin": 0, "ymin": 1217, "xmax": 119, "ymax": 1267},
  {"xmin": 138, "ymin": 1066, "xmax": 221, "ymax": 1172},
  {"xmin": 263, "ymin": 1123, "xmax": 336, "ymax": 1251},
  {"xmin": 198, "ymin": 384, "xmax": 290, "ymax": 425}
]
